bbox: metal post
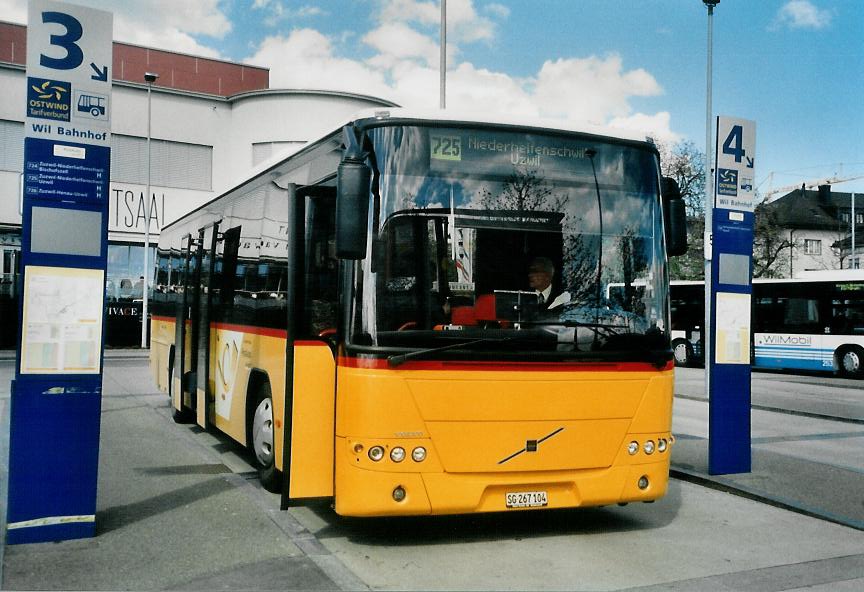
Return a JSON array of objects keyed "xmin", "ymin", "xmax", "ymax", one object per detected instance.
[
  {"xmin": 440, "ymin": 0, "xmax": 446, "ymax": 109},
  {"xmin": 703, "ymin": 0, "xmax": 718, "ymax": 400},
  {"xmin": 853, "ymin": 193, "xmax": 857, "ymax": 268},
  {"xmin": 142, "ymin": 72, "xmax": 158, "ymax": 348}
]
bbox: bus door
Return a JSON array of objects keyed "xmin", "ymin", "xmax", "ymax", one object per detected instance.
[
  {"xmin": 194, "ymin": 222, "xmax": 221, "ymax": 429},
  {"xmin": 284, "ymin": 190, "xmax": 337, "ymax": 503},
  {"xmin": 172, "ymin": 233, "xmax": 199, "ymax": 416}
]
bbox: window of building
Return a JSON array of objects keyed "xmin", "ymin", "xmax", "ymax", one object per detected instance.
[
  {"xmin": 0, "ymin": 119, "xmax": 24, "ymax": 172},
  {"xmin": 106, "ymin": 243, "xmax": 156, "ymax": 301},
  {"xmin": 857, "ymin": 213, "xmax": 864, "ymax": 224},
  {"xmin": 841, "ymin": 212, "xmax": 851, "ymax": 223},
  {"xmin": 804, "ymin": 239, "xmax": 821, "ymax": 255},
  {"xmin": 111, "ymin": 134, "xmax": 213, "ymax": 191}
]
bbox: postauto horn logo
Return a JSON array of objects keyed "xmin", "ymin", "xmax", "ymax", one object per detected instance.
[{"xmin": 28, "ymin": 77, "xmax": 71, "ymax": 122}]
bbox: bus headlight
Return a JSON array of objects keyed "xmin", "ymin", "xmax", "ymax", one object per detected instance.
[
  {"xmin": 658, "ymin": 438, "xmax": 668, "ymax": 453},
  {"xmin": 644, "ymin": 440, "xmax": 655, "ymax": 455},
  {"xmin": 390, "ymin": 447, "xmax": 406, "ymax": 462},
  {"xmin": 412, "ymin": 447, "xmax": 427, "ymax": 462},
  {"xmin": 628, "ymin": 441, "xmax": 639, "ymax": 455},
  {"xmin": 368, "ymin": 446, "xmax": 385, "ymax": 462}
]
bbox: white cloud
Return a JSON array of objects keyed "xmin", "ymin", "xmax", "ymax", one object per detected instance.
[
  {"xmin": 247, "ymin": 29, "xmax": 395, "ymax": 98},
  {"xmin": 532, "ymin": 55, "xmax": 662, "ymax": 123},
  {"xmin": 4, "ymin": 0, "xmax": 679, "ymax": 141},
  {"xmin": 0, "ymin": 0, "xmax": 26, "ymax": 24},
  {"xmin": 246, "ymin": 24, "xmax": 677, "ymax": 141},
  {"xmin": 379, "ymin": 0, "xmax": 500, "ymax": 43},
  {"xmin": 5, "ymin": 0, "xmax": 232, "ymax": 57},
  {"xmin": 608, "ymin": 111, "xmax": 680, "ymax": 143},
  {"xmin": 773, "ymin": 1, "xmax": 832, "ymax": 30},
  {"xmin": 363, "ymin": 22, "xmax": 440, "ymax": 68}
]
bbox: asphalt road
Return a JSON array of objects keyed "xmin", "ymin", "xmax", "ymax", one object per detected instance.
[
  {"xmin": 674, "ymin": 366, "xmax": 864, "ymax": 421},
  {"xmin": 2, "ymin": 358, "xmax": 864, "ymax": 590}
]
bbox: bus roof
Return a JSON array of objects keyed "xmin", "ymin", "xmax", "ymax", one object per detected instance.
[{"xmin": 163, "ymin": 107, "xmax": 659, "ymax": 233}]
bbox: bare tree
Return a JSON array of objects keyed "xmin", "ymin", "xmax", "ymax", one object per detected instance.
[
  {"xmin": 752, "ymin": 200, "xmax": 795, "ymax": 278},
  {"xmin": 478, "ymin": 167, "xmax": 567, "ymax": 212},
  {"xmin": 658, "ymin": 140, "xmax": 706, "ymax": 280}
]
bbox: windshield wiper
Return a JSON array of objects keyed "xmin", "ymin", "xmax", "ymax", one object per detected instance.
[{"xmin": 387, "ymin": 337, "xmax": 513, "ymax": 367}]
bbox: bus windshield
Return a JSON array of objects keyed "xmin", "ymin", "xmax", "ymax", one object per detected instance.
[{"xmin": 348, "ymin": 124, "xmax": 670, "ymax": 363}]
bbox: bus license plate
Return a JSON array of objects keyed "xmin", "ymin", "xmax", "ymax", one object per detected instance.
[{"xmin": 505, "ymin": 491, "xmax": 548, "ymax": 508}]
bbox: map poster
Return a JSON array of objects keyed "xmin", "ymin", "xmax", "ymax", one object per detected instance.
[
  {"xmin": 20, "ymin": 266, "xmax": 104, "ymax": 374},
  {"xmin": 714, "ymin": 292, "xmax": 751, "ymax": 365}
]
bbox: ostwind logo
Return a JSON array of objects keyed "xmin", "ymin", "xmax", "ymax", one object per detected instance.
[
  {"xmin": 31, "ymin": 80, "xmax": 67, "ymax": 100},
  {"xmin": 27, "ymin": 77, "xmax": 71, "ymax": 122}
]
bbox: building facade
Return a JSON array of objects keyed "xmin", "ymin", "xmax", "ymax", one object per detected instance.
[
  {"xmin": 762, "ymin": 185, "xmax": 864, "ymax": 278},
  {"xmin": 0, "ymin": 21, "xmax": 396, "ymax": 347}
]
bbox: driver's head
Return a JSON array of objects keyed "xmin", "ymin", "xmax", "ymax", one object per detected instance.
[{"xmin": 527, "ymin": 257, "xmax": 554, "ymax": 291}]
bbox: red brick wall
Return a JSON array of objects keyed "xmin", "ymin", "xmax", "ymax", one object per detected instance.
[{"xmin": 0, "ymin": 21, "xmax": 268, "ymax": 96}]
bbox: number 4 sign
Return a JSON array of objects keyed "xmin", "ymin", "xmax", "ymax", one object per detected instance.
[{"xmin": 714, "ymin": 116, "xmax": 756, "ymax": 212}]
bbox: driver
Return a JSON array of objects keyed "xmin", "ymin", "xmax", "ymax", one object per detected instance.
[{"xmin": 527, "ymin": 257, "xmax": 570, "ymax": 311}]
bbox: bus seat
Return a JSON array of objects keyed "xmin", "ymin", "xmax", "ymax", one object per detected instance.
[
  {"xmin": 474, "ymin": 294, "xmax": 496, "ymax": 321},
  {"xmin": 451, "ymin": 306, "xmax": 476, "ymax": 325}
]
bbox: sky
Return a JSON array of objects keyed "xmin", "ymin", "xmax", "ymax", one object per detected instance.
[{"xmin": 3, "ymin": 0, "xmax": 863, "ymax": 195}]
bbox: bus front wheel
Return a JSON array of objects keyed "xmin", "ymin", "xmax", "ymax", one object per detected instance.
[
  {"xmin": 672, "ymin": 339, "xmax": 692, "ymax": 367},
  {"xmin": 837, "ymin": 346, "xmax": 864, "ymax": 378},
  {"xmin": 251, "ymin": 383, "xmax": 282, "ymax": 492}
]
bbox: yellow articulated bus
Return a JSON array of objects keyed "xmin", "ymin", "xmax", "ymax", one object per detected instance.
[{"xmin": 149, "ymin": 109, "xmax": 688, "ymax": 516}]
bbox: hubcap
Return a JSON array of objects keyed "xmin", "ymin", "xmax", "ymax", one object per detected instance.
[
  {"xmin": 252, "ymin": 398, "xmax": 274, "ymax": 466},
  {"xmin": 674, "ymin": 343, "xmax": 689, "ymax": 364},
  {"xmin": 842, "ymin": 350, "xmax": 861, "ymax": 374}
]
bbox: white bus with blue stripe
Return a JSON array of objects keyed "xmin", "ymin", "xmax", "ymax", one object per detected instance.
[
  {"xmin": 752, "ymin": 272, "xmax": 864, "ymax": 378},
  {"xmin": 666, "ymin": 272, "xmax": 864, "ymax": 378}
]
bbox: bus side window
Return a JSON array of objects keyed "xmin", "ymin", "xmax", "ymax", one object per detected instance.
[
  {"xmin": 220, "ymin": 226, "xmax": 241, "ymax": 305},
  {"xmin": 304, "ymin": 193, "xmax": 338, "ymax": 338}
]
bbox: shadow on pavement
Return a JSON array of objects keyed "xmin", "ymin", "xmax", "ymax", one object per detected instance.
[{"xmin": 305, "ymin": 480, "xmax": 683, "ymax": 546}]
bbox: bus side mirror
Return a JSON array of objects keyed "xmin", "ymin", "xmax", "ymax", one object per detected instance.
[
  {"xmin": 662, "ymin": 177, "xmax": 688, "ymax": 257},
  {"xmin": 336, "ymin": 156, "xmax": 371, "ymax": 260}
]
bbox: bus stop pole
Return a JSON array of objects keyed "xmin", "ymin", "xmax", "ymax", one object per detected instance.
[{"xmin": 703, "ymin": 1, "xmax": 717, "ymax": 407}]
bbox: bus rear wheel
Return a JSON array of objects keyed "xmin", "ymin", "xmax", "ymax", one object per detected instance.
[
  {"xmin": 251, "ymin": 383, "xmax": 282, "ymax": 492},
  {"xmin": 672, "ymin": 339, "xmax": 692, "ymax": 367},
  {"xmin": 838, "ymin": 346, "xmax": 864, "ymax": 378}
]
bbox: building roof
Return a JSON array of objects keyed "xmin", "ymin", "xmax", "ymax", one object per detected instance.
[
  {"xmin": 0, "ymin": 20, "xmax": 268, "ymax": 97},
  {"xmin": 763, "ymin": 186, "xmax": 860, "ymax": 231}
]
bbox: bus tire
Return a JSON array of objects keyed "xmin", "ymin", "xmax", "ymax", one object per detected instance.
[
  {"xmin": 837, "ymin": 345, "xmax": 864, "ymax": 378},
  {"xmin": 171, "ymin": 365, "xmax": 195, "ymax": 423},
  {"xmin": 672, "ymin": 339, "xmax": 692, "ymax": 367},
  {"xmin": 251, "ymin": 383, "xmax": 282, "ymax": 492}
]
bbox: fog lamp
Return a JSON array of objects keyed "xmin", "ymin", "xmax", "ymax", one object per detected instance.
[
  {"xmin": 368, "ymin": 446, "xmax": 385, "ymax": 462},
  {"xmin": 627, "ymin": 441, "xmax": 639, "ymax": 455},
  {"xmin": 638, "ymin": 475, "xmax": 650, "ymax": 490},
  {"xmin": 412, "ymin": 446, "xmax": 427, "ymax": 462},
  {"xmin": 644, "ymin": 440, "xmax": 655, "ymax": 455},
  {"xmin": 392, "ymin": 486, "xmax": 406, "ymax": 502},
  {"xmin": 390, "ymin": 447, "xmax": 406, "ymax": 462},
  {"xmin": 353, "ymin": 443, "xmax": 364, "ymax": 454}
]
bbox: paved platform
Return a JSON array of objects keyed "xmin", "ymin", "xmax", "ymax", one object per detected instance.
[{"xmin": 1, "ymin": 358, "xmax": 863, "ymax": 590}]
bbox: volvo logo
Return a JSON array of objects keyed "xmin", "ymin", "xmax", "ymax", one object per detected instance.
[{"xmin": 498, "ymin": 427, "xmax": 564, "ymax": 464}]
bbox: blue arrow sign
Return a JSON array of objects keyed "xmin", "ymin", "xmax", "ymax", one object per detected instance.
[{"xmin": 90, "ymin": 62, "xmax": 108, "ymax": 82}]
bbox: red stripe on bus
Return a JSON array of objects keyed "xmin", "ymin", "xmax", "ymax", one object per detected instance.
[
  {"xmin": 338, "ymin": 357, "xmax": 673, "ymax": 372},
  {"xmin": 294, "ymin": 340, "xmax": 331, "ymax": 347},
  {"xmin": 151, "ymin": 315, "xmax": 175, "ymax": 323}
]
